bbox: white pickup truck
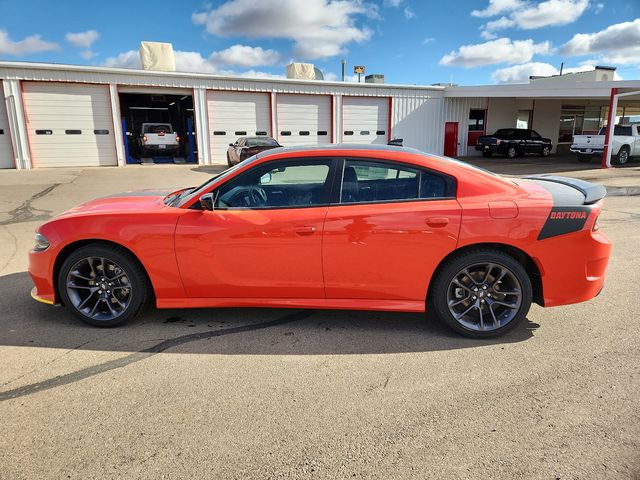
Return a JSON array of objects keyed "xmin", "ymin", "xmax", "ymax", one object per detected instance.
[
  {"xmin": 138, "ymin": 123, "xmax": 180, "ymax": 157},
  {"xmin": 571, "ymin": 124, "xmax": 639, "ymax": 165}
]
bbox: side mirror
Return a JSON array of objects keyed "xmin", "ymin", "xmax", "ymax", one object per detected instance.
[
  {"xmin": 229, "ymin": 143, "xmax": 235, "ymax": 147},
  {"xmin": 200, "ymin": 192, "xmax": 215, "ymax": 211}
]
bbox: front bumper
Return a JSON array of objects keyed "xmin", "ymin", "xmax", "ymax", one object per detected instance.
[{"xmin": 28, "ymin": 248, "xmax": 56, "ymax": 305}]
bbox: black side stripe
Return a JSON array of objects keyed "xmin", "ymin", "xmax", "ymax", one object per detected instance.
[{"xmin": 538, "ymin": 206, "xmax": 591, "ymax": 240}]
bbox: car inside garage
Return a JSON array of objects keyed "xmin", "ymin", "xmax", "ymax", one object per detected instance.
[
  {"xmin": 342, "ymin": 96, "xmax": 389, "ymax": 145},
  {"xmin": 206, "ymin": 91, "xmax": 271, "ymax": 164},
  {"xmin": 118, "ymin": 91, "xmax": 196, "ymax": 164},
  {"xmin": 22, "ymin": 82, "xmax": 118, "ymax": 167},
  {"xmin": 0, "ymin": 83, "xmax": 14, "ymax": 168},
  {"xmin": 276, "ymin": 94, "xmax": 332, "ymax": 147}
]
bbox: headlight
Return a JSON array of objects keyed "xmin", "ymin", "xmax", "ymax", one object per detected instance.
[{"xmin": 34, "ymin": 232, "xmax": 50, "ymax": 251}]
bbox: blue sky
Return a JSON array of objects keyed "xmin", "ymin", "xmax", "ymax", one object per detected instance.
[{"xmin": 0, "ymin": 0, "xmax": 639, "ymax": 85}]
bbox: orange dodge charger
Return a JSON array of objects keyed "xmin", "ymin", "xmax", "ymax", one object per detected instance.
[{"xmin": 29, "ymin": 145, "xmax": 611, "ymax": 338}]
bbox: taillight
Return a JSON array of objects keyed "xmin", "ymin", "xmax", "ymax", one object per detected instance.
[
  {"xmin": 496, "ymin": 139, "xmax": 502, "ymax": 145},
  {"xmin": 176, "ymin": 135, "xmax": 180, "ymax": 142},
  {"xmin": 143, "ymin": 135, "xmax": 148, "ymax": 143}
]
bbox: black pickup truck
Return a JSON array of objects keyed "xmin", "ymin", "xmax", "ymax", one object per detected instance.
[{"xmin": 475, "ymin": 128, "xmax": 552, "ymax": 158}]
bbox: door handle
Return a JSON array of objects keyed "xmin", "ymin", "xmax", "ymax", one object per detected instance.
[
  {"xmin": 294, "ymin": 226, "xmax": 316, "ymax": 235},
  {"xmin": 426, "ymin": 217, "xmax": 449, "ymax": 228}
]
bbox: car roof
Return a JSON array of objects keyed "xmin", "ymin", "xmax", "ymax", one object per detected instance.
[{"xmin": 256, "ymin": 143, "xmax": 424, "ymax": 159}]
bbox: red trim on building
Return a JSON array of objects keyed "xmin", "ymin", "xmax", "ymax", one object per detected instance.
[{"xmin": 602, "ymin": 87, "xmax": 618, "ymax": 168}]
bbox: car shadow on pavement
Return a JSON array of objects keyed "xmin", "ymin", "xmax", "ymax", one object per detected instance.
[{"xmin": 1, "ymin": 272, "xmax": 539, "ymax": 356}]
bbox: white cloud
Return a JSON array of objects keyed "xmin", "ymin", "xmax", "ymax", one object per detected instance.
[
  {"xmin": 103, "ymin": 48, "xmax": 285, "ymax": 78},
  {"xmin": 65, "ymin": 30, "xmax": 99, "ymax": 49},
  {"xmin": 383, "ymin": 0, "xmax": 402, "ymax": 6},
  {"xmin": 192, "ymin": 0, "xmax": 375, "ymax": 60},
  {"xmin": 490, "ymin": 61, "xmax": 623, "ymax": 83},
  {"xmin": 561, "ymin": 18, "xmax": 640, "ymax": 65},
  {"xmin": 491, "ymin": 62, "xmax": 558, "ymax": 82},
  {"xmin": 513, "ymin": 0, "xmax": 589, "ymax": 29},
  {"xmin": 103, "ymin": 50, "xmax": 140, "ymax": 69},
  {"xmin": 439, "ymin": 38, "xmax": 552, "ymax": 67},
  {"xmin": 422, "ymin": 37, "xmax": 435, "ymax": 44},
  {"xmin": 593, "ymin": 2, "xmax": 604, "ymax": 13},
  {"xmin": 471, "ymin": 0, "xmax": 523, "ymax": 18},
  {"xmin": 404, "ymin": 7, "xmax": 415, "ymax": 19},
  {"xmin": 0, "ymin": 30, "xmax": 60, "ymax": 56},
  {"xmin": 80, "ymin": 50, "xmax": 96, "ymax": 60},
  {"xmin": 477, "ymin": 0, "xmax": 590, "ymax": 37},
  {"xmin": 209, "ymin": 44, "xmax": 280, "ymax": 67}
]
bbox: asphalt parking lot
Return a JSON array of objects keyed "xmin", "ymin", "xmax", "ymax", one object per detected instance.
[{"xmin": 1, "ymin": 157, "xmax": 639, "ymax": 479}]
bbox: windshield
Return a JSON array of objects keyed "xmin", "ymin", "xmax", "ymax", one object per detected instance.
[
  {"xmin": 144, "ymin": 124, "xmax": 173, "ymax": 134},
  {"xmin": 170, "ymin": 155, "xmax": 264, "ymax": 207},
  {"xmin": 246, "ymin": 138, "xmax": 278, "ymax": 147}
]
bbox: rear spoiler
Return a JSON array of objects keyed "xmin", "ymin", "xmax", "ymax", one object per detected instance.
[{"xmin": 523, "ymin": 175, "xmax": 606, "ymax": 205}]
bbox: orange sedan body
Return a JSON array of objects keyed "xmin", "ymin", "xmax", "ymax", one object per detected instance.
[{"xmin": 28, "ymin": 145, "xmax": 611, "ymax": 337}]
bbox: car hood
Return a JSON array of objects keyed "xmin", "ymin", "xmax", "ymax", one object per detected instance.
[{"xmin": 57, "ymin": 189, "xmax": 176, "ymax": 218}]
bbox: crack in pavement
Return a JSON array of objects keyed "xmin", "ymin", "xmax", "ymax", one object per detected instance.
[
  {"xmin": 0, "ymin": 309, "xmax": 314, "ymax": 402},
  {"xmin": 0, "ymin": 184, "xmax": 60, "ymax": 226},
  {"xmin": 0, "ymin": 225, "xmax": 18, "ymax": 274}
]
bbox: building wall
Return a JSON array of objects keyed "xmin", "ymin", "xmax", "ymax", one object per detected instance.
[
  {"xmin": 442, "ymin": 97, "xmax": 488, "ymax": 156},
  {"xmin": 392, "ymin": 96, "xmax": 444, "ymax": 154},
  {"xmin": 532, "ymin": 100, "xmax": 562, "ymax": 153},
  {"xmin": 486, "ymin": 98, "xmax": 518, "ymax": 133}
]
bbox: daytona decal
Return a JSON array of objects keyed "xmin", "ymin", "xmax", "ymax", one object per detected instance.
[{"xmin": 538, "ymin": 206, "xmax": 591, "ymax": 240}]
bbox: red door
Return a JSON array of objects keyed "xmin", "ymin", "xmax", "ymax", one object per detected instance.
[{"xmin": 444, "ymin": 122, "xmax": 459, "ymax": 157}]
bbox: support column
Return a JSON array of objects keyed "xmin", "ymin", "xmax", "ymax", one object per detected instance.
[
  {"xmin": 193, "ymin": 88, "xmax": 210, "ymax": 165},
  {"xmin": 2, "ymin": 79, "xmax": 31, "ymax": 169},
  {"xmin": 602, "ymin": 87, "xmax": 618, "ymax": 168},
  {"xmin": 270, "ymin": 92, "xmax": 277, "ymax": 143},
  {"xmin": 108, "ymin": 84, "xmax": 126, "ymax": 167}
]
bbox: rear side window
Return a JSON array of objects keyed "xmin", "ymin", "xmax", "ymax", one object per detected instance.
[{"xmin": 340, "ymin": 159, "xmax": 454, "ymax": 204}]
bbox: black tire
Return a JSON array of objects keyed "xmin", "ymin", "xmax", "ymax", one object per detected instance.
[
  {"xmin": 482, "ymin": 151, "xmax": 493, "ymax": 158},
  {"xmin": 541, "ymin": 146, "xmax": 551, "ymax": 157},
  {"xmin": 577, "ymin": 154, "xmax": 592, "ymax": 163},
  {"xmin": 57, "ymin": 243, "xmax": 149, "ymax": 327},
  {"xmin": 614, "ymin": 146, "xmax": 630, "ymax": 165},
  {"xmin": 506, "ymin": 146, "xmax": 517, "ymax": 159},
  {"xmin": 430, "ymin": 249, "xmax": 532, "ymax": 338}
]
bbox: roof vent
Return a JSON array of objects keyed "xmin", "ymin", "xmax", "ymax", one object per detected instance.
[{"xmin": 139, "ymin": 41, "xmax": 176, "ymax": 72}]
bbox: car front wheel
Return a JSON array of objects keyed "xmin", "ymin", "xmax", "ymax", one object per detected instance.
[
  {"xmin": 431, "ymin": 250, "xmax": 532, "ymax": 338},
  {"xmin": 58, "ymin": 243, "xmax": 149, "ymax": 327}
]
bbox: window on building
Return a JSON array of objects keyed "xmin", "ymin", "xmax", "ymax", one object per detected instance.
[
  {"xmin": 516, "ymin": 110, "xmax": 532, "ymax": 129},
  {"xmin": 468, "ymin": 109, "xmax": 486, "ymax": 132}
]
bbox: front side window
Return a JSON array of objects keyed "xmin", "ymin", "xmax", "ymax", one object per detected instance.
[
  {"xmin": 340, "ymin": 159, "xmax": 454, "ymax": 204},
  {"xmin": 215, "ymin": 159, "xmax": 333, "ymax": 209}
]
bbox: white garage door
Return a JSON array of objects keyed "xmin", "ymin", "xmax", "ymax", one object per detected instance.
[
  {"xmin": 276, "ymin": 94, "xmax": 331, "ymax": 147},
  {"xmin": 342, "ymin": 96, "xmax": 389, "ymax": 145},
  {"xmin": 0, "ymin": 84, "xmax": 14, "ymax": 168},
  {"xmin": 22, "ymin": 82, "xmax": 117, "ymax": 167},
  {"xmin": 207, "ymin": 91, "xmax": 271, "ymax": 164}
]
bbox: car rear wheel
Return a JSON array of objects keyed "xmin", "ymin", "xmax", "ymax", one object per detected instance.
[
  {"xmin": 541, "ymin": 146, "xmax": 550, "ymax": 157},
  {"xmin": 431, "ymin": 250, "xmax": 532, "ymax": 338},
  {"xmin": 58, "ymin": 243, "xmax": 149, "ymax": 327},
  {"xmin": 482, "ymin": 151, "xmax": 492, "ymax": 158},
  {"xmin": 506, "ymin": 146, "xmax": 517, "ymax": 159}
]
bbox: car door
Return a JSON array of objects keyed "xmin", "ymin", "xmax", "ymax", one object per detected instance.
[
  {"xmin": 322, "ymin": 158, "xmax": 462, "ymax": 302},
  {"xmin": 528, "ymin": 130, "xmax": 543, "ymax": 153},
  {"xmin": 175, "ymin": 157, "xmax": 337, "ymax": 299}
]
